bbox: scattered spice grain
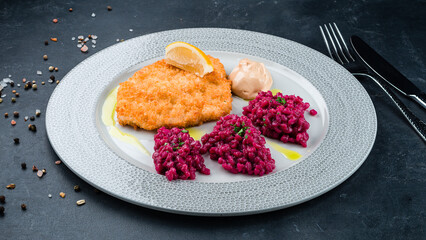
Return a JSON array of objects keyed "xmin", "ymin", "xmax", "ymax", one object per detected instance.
[
  {"xmin": 32, "ymin": 165, "xmax": 38, "ymax": 171},
  {"xmin": 59, "ymin": 192, "xmax": 66, "ymax": 198},
  {"xmin": 69, "ymin": 8, "xmax": 73, "ymax": 12},
  {"xmin": 54, "ymin": 67, "xmax": 58, "ymax": 72},
  {"xmin": 30, "ymin": 116, "xmax": 35, "ymax": 121},
  {"xmin": 50, "ymin": 75, "xmax": 55, "ymax": 80},
  {"xmin": 55, "ymin": 160, "xmax": 61, "ymax": 165},
  {"xmin": 36, "ymin": 109, "xmax": 41, "ymax": 117},
  {"xmin": 15, "ymin": 93, "xmax": 19, "ymax": 97},
  {"xmin": 13, "ymin": 138, "xmax": 19, "ymax": 144},
  {"xmin": 11, "ymin": 120, "xmax": 16, "ymax": 126},
  {"xmin": 52, "ymin": 18, "xmax": 58, "ymax": 23},
  {"xmin": 42, "ymin": 169, "xmax": 46, "ymax": 174},
  {"xmin": 11, "ymin": 97, "xmax": 16, "ymax": 103},
  {"xmin": 21, "ymin": 163, "xmax": 26, "ymax": 169},
  {"xmin": 13, "ymin": 111, "xmax": 19, "ymax": 117},
  {"xmin": 21, "ymin": 204, "xmax": 27, "ymax": 210},
  {"xmin": 28, "ymin": 124, "xmax": 36, "ymax": 132},
  {"xmin": 0, "ymin": 206, "xmax": 4, "ymax": 215},
  {"xmin": 43, "ymin": 55, "xmax": 48, "ymax": 60},
  {"xmin": 0, "ymin": 195, "xmax": 5, "ymax": 203},
  {"xmin": 107, "ymin": 6, "xmax": 112, "ymax": 11},
  {"xmin": 50, "ymin": 37, "xmax": 57, "ymax": 42},
  {"xmin": 41, "ymin": 82, "xmax": 45, "ymax": 85},
  {"xmin": 44, "ymin": 40, "xmax": 49, "ymax": 45},
  {"xmin": 74, "ymin": 185, "xmax": 81, "ymax": 192},
  {"xmin": 0, "ymin": 99, "xmax": 2, "ymax": 104},
  {"xmin": 48, "ymin": 66, "xmax": 54, "ymax": 72},
  {"xmin": 4, "ymin": 112, "xmax": 8, "ymax": 118},
  {"xmin": 81, "ymin": 45, "xmax": 88, "ymax": 53},
  {"xmin": 32, "ymin": 84, "xmax": 37, "ymax": 90},
  {"xmin": 76, "ymin": 199, "xmax": 86, "ymax": 206},
  {"xmin": 6, "ymin": 184, "xmax": 15, "ymax": 189}
]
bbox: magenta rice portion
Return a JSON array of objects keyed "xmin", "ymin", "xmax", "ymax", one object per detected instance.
[
  {"xmin": 200, "ymin": 114, "xmax": 275, "ymax": 176},
  {"xmin": 153, "ymin": 127, "xmax": 210, "ymax": 181},
  {"xmin": 243, "ymin": 91, "xmax": 311, "ymax": 147}
]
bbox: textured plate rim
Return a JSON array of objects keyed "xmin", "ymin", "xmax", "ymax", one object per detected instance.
[{"xmin": 45, "ymin": 28, "xmax": 377, "ymax": 216}]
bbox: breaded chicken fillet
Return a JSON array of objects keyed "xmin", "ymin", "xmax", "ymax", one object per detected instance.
[{"xmin": 116, "ymin": 56, "xmax": 232, "ymax": 130}]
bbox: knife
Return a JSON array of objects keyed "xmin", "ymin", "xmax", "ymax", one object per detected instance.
[{"xmin": 350, "ymin": 35, "xmax": 426, "ymax": 110}]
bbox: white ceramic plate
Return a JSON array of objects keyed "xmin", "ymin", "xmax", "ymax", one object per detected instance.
[{"xmin": 46, "ymin": 28, "xmax": 376, "ymax": 216}]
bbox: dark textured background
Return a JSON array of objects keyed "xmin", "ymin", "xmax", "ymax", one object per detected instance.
[{"xmin": 0, "ymin": 0, "xmax": 425, "ymax": 239}]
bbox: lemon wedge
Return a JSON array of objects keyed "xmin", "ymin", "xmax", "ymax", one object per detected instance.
[{"xmin": 165, "ymin": 41, "xmax": 214, "ymax": 77}]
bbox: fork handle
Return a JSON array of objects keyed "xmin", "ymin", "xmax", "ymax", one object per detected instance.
[
  {"xmin": 408, "ymin": 93, "xmax": 426, "ymax": 110},
  {"xmin": 354, "ymin": 73, "xmax": 426, "ymax": 142}
]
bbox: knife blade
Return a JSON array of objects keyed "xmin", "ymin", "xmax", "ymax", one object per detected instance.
[{"xmin": 350, "ymin": 35, "xmax": 426, "ymax": 109}]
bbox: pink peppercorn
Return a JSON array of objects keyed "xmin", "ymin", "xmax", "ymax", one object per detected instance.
[{"xmin": 309, "ymin": 109, "xmax": 318, "ymax": 116}]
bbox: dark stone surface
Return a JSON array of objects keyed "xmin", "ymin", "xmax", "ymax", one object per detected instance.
[{"xmin": 0, "ymin": 0, "xmax": 425, "ymax": 239}]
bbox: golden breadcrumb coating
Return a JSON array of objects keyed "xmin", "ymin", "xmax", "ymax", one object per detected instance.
[{"xmin": 116, "ymin": 56, "xmax": 232, "ymax": 130}]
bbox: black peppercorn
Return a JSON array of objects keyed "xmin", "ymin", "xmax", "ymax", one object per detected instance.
[
  {"xmin": 28, "ymin": 124, "xmax": 37, "ymax": 132},
  {"xmin": 13, "ymin": 111, "xmax": 19, "ymax": 117},
  {"xmin": 44, "ymin": 40, "xmax": 49, "ymax": 45},
  {"xmin": 10, "ymin": 82, "xmax": 14, "ymax": 87},
  {"xmin": 13, "ymin": 138, "xmax": 19, "ymax": 144},
  {"xmin": 50, "ymin": 75, "xmax": 55, "ymax": 80},
  {"xmin": 21, "ymin": 204, "xmax": 26, "ymax": 211},
  {"xmin": 21, "ymin": 163, "xmax": 26, "ymax": 169},
  {"xmin": 0, "ymin": 195, "xmax": 5, "ymax": 203},
  {"xmin": 107, "ymin": 6, "xmax": 112, "ymax": 11},
  {"xmin": 30, "ymin": 116, "xmax": 35, "ymax": 121},
  {"xmin": 0, "ymin": 206, "xmax": 4, "ymax": 215},
  {"xmin": 74, "ymin": 185, "xmax": 81, "ymax": 192}
]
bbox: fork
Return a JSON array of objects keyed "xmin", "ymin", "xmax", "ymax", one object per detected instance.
[{"xmin": 320, "ymin": 23, "xmax": 426, "ymax": 142}]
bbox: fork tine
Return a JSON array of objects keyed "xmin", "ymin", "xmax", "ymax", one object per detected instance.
[
  {"xmin": 323, "ymin": 24, "xmax": 343, "ymax": 64},
  {"xmin": 333, "ymin": 22, "xmax": 355, "ymax": 61},
  {"xmin": 319, "ymin": 26, "xmax": 335, "ymax": 61},
  {"xmin": 328, "ymin": 23, "xmax": 349, "ymax": 63}
]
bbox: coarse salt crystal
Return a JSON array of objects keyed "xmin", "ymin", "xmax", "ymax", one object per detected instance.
[
  {"xmin": 91, "ymin": 13, "xmax": 96, "ymax": 17},
  {"xmin": 92, "ymin": 45, "xmax": 96, "ymax": 48},
  {"xmin": 37, "ymin": 71, "xmax": 42, "ymax": 75},
  {"xmin": 129, "ymin": 29, "xmax": 133, "ymax": 32},
  {"xmin": 77, "ymin": 44, "xmax": 82, "ymax": 48},
  {"xmin": 91, "ymin": 35, "xmax": 97, "ymax": 40},
  {"xmin": 91, "ymin": 40, "xmax": 96, "ymax": 44},
  {"xmin": 72, "ymin": 37, "xmax": 76, "ymax": 41}
]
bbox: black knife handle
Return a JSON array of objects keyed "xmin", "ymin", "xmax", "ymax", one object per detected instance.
[
  {"xmin": 409, "ymin": 93, "xmax": 426, "ymax": 110},
  {"xmin": 354, "ymin": 73, "xmax": 426, "ymax": 142}
]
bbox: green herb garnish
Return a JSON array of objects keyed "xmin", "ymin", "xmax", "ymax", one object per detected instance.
[
  {"xmin": 233, "ymin": 122, "xmax": 249, "ymax": 137},
  {"xmin": 181, "ymin": 129, "xmax": 188, "ymax": 133},
  {"xmin": 276, "ymin": 97, "xmax": 286, "ymax": 105}
]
